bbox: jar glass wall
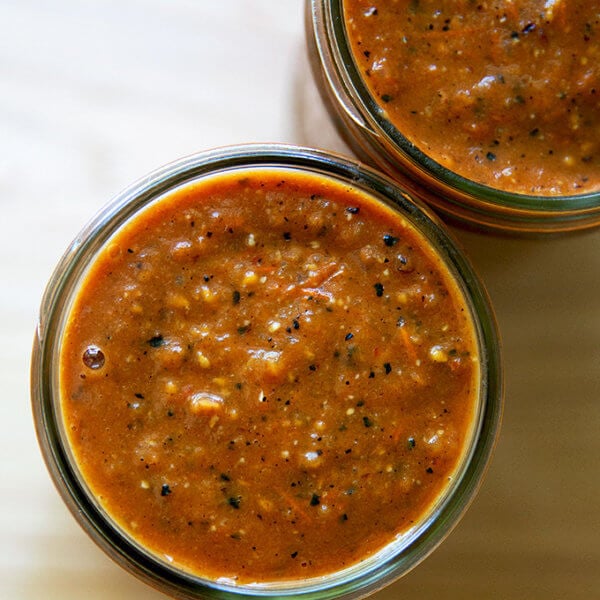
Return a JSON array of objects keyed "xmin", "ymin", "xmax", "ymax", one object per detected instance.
[{"xmin": 32, "ymin": 144, "xmax": 502, "ymax": 599}]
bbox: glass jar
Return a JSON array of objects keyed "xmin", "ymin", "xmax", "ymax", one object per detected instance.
[
  {"xmin": 31, "ymin": 144, "xmax": 502, "ymax": 599},
  {"xmin": 306, "ymin": 0, "xmax": 600, "ymax": 234}
]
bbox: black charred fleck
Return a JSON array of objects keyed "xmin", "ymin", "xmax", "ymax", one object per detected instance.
[
  {"xmin": 147, "ymin": 335, "xmax": 164, "ymax": 348},
  {"xmin": 522, "ymin": 22, "xmax": 536, "ymax": 34},
  {"xmin": 383, "ymin": 234, "xmax": 399, "ymax": 246},
  {"xmin": 228, "ymin": 496, "xmax": 241, "ymax": 509}
]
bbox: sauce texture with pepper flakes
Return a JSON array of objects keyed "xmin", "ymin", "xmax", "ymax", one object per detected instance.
[
  {"xmin": 344, "ymin": 0, "xmax": 600, "ymax": 195},
  {"xmin": 60, "ymin": 170, "xmax": 479, "ymax": 583}
]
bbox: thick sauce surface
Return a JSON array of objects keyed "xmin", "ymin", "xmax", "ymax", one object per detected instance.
[
  {"xmin": 61, "ymin": 170, "xmax": 478, "ymax": 583},
  {"xmin": 344, "ymin": 1, "xmax": 600, "ymax": 195}
]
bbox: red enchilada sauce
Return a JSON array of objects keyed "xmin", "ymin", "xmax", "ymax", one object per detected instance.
[
  {"xmin": 61, "ymin": 170, "xmax": 479, "ymax": 583},
  {"xmin": 344, "ymin": 0, "xmax": 600, "ymax": 195}
]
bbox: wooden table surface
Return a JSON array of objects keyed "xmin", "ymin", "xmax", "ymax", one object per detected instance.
[{"xmin": 1, "ymin": 2, "xmax": 598, "ymax": 598}]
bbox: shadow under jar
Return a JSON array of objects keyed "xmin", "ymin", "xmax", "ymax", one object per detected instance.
[
  {"xmin": 32, "ymin": 145, "xmax": 502, "ymax": 599},
  {"xmin": 307, "ymin": 0, "xmax": 600, "ymax": 233}
]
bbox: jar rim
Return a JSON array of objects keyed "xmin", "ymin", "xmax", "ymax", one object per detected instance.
[{"xmin": 31, "ymin": 143, "xmax": 503, "ymax": 599}]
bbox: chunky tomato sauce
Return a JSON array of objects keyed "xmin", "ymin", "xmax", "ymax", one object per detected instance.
[
  {"xmin": 60, "ymin": 170, "xmax": 479, "ymax": 583},
  {"xmin": 344, "ymin": 0, "xmax": 600, "ymax": 195}
]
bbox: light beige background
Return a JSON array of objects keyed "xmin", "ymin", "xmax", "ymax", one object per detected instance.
[{"xmin": 1, "ymin": 2, "xmax": 598, "ymax": 598}]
